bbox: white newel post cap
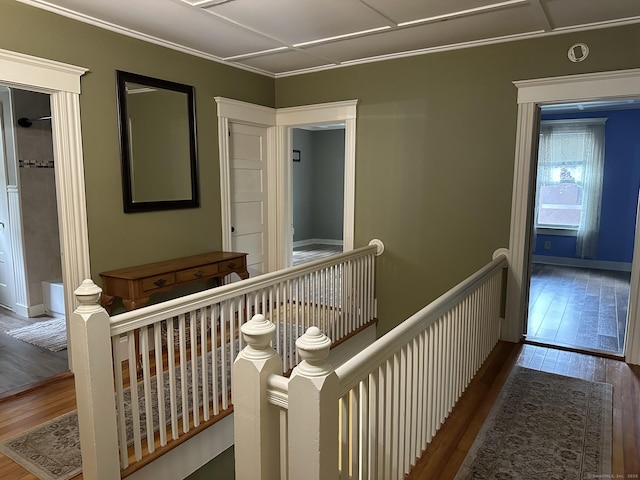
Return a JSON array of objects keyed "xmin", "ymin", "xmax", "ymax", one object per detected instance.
[
  {"xmin": 74, "ymin": 279, "xmax": 102, "ymax": 313},
  {"xmin": 295, "ymin": 327, "xmax": 332, "ymax": 377},
  {"xmin": 241, "ymin": 314, "xmax": 276, "ymax": 360}
]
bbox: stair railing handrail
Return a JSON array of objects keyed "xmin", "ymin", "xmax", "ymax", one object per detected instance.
[
  {"xmin": 234, "ymin": 250, "xmax": 509, "ymax": 480},
  {"xmin": 335, "ymin": 252, "xmax": 507, "ymax": 394},
  {"xmin": 109, "ymin": 240, "xmax": 383, "ymax": 335}
]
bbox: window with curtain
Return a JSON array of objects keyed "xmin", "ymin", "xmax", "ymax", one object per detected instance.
[{"xmin": 535, "ymin": 119, "xmax": 606, "ymax": 259}]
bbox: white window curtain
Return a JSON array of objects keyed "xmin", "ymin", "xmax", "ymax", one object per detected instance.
[{"xmin": 537, "ymin": 119, "xmax": 606, "ymax": 259}]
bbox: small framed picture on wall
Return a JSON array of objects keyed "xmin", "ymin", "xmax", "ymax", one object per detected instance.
[{"xmin": 293, "ymin": 150, "xmax": 301, "ymax": 162}]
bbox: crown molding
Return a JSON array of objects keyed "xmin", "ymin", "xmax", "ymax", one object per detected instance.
[
  {"xmin": 16, "ymin": 0, "xmax": 276, "ymax": 78},
  {"xmin": 16, "ymin": 0, "xmax": 640, "ymax": 79}
]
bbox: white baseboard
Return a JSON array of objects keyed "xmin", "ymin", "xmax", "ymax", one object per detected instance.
[
  {"xmin": 532, "ymin": 255, "xmax": 632, "ymax": 272},
  {"xmin": 293, "ymin": 238, "xmax": 344, "ymax": 248},
  {"xmin": 12, "ymin": 302, "xmax": 45, "ymax": 318}
]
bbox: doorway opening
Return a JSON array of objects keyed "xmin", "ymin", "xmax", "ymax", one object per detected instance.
[
  {"xmin": 526, "ymin": 99, "xmax": 640, "ymax": 355},
  {"xmin": 0, "ymin": 86, "xmax": 68, "ymax": 396},
  {"xmin": 291, "ymin": 124, "xmax": 345, "ymax": 267}
]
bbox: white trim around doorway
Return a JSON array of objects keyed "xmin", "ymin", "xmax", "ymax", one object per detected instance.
[
  {"xmin": 215, "ymin": 97, "xmax": 357, "ymax": 272},
  {"xmin": 507, "ymin": 67, "xmax": 640, "ymax": 365},
  {"xmin": 0, "ymin": 48, "xmax": 90, "ymax": 369}
]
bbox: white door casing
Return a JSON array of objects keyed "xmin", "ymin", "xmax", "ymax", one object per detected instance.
[
  {"xmin": 0, "ymin": 48, "xmax": 89, "ymax": 370},
  {"xmin": 276, "ymin": 101, "xmax": 358, "ymax": 268},
  {"xmin": 0, "ymin": 89, "xmax": 16, "ymax": 309},
  {"xmin": 229, "ymin": 122, "xmax": 269, "ymax": 277},
  {"xmin": 507, "ymin": 68, "xmax": 640, "ymax": 365},
  {"xmin": 216, "ymin": 97, "xmax": 357, "ymax": 272}
]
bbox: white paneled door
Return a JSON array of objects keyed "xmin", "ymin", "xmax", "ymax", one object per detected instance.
[{"xmin": 229, "ymin": 122, "xmax": 268, "ymax": 277}]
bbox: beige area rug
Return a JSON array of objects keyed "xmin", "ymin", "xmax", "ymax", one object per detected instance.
[
  {"xmin": 4, "ymin": 317, "xmax": 67, "ymax": 352},
  {"xmin": 455, "ymin": 366, "xmax": 613, "ymax": 480}
]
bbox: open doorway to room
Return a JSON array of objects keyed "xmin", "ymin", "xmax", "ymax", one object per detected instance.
[
  {"xmin": 527, "ymin": 99, "xmax": 640, "ymax": 355},
  {"xmin": 291, "ymin": 124, "xmax": 345, "ymax": 267},
  {"xmin": 0, "ymin": 86, "xmax": 68, "ymax": 396}
]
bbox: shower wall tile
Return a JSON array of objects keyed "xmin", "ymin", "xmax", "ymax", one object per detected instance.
[
  {"xmin": 13, "ymin": 88, "xmax": 61, "ymax": 310},
  {"xmin": 19, "ymin": 168, "xmax": 61, "ymax": 306}
]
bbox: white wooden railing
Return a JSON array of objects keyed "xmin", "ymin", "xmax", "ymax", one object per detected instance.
[
  {"xmin": 69, "ymin": 240, "xmax": 384, "ymax": 479},
  {"xmin": 234, "ymin": 249, "xmax": 508, "ymax": 480}
]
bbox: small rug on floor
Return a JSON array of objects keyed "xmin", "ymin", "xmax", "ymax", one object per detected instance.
[
  {"xmin": 455, "ymin": 366, "xmax": 612, "ymax": 480},
  {"xmin": 0, "ymin": 411, "xmax": 80, "ymax": 480},
  {"xmin": 4, "ymin": 317, "xmax": 67, "ymax": 352}
]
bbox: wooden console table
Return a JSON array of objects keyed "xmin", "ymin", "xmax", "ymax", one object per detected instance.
[{"xmin": 99, "ymin": 251, "xmax": 249, "ymax": 313}]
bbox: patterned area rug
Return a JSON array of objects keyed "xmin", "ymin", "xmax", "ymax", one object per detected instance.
[
  {"xmin": 455, "ymin": 366, "xmax": 613, "ymax": 480},
  {"xmin": 0, "ymin": 411, "xmax": 80, "ymax": 480},
  {"xmin": 4, "ymin": 317, "xmax": 67, "ymax": 352}
]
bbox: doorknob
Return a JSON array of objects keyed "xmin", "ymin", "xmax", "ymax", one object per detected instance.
[{"xmin": 231, "ymin": 226, "xmax": 235, "ymax": 233}]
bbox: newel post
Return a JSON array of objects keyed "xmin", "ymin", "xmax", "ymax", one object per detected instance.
[
  {"xmin": 70, "ymin": 279, "xmax": 120, "ymax": 479},
  {"xmin": 288, "ymin": 327, "xmax": 339, "ymax": 480},
  {"xmin": 233, "ymin": 314, "xmax": 282, "ymax": 480}
]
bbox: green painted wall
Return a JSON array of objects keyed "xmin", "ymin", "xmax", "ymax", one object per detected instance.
[
  {"xmin": 275, "ymin": 25, "xmax": 640, "ymax": 335},
  {"xmin": 0, "ymin": 0, "xmax": 274, "ymax": 281},
  {"xmin": 2, "ymin": 0, "xmax": 640, "ymax": 338}
]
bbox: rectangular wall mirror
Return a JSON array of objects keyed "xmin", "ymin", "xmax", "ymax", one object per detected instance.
[{"xmin": 116, "ymin": 70, "xmax": 199, "ymax": 212}]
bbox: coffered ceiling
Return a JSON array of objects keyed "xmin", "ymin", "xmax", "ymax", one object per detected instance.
[{"xmin": 18, "ymin": 0, "xmax": 640, "ymax": 77}]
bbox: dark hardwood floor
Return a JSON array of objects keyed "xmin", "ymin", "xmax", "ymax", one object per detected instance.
[
  {"xmin": 408, "ymin": 342, "xmax": 640, "ymax": 479},
  {"xmin": 528, "ymin": 264, "xmax": 630, "ymax": 354},
  {"xmin": 0, "ymin": 308, "xmax": 69, "ymax": 396}
]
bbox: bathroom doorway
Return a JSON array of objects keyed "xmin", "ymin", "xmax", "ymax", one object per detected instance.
[{"xmin": 0, "ymin": 86, "xmax": 67, "ymax": 396}]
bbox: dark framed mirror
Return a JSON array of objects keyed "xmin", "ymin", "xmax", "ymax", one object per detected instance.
[{"xmin": 116, "ymin": 70, "xmax": 199, "ymax": 213}]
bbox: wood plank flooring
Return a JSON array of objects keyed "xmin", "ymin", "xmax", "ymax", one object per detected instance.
[
  {"xmin": 408, "ymin": 342, "xmax": 640, "ymax": 479},
  {"xmin": 0, "ymin": 308, "xmax": 69, "ymax": 396},
  {"xmin": 528, "ymin": 264, "xmax": 630, "ymax": 354}
]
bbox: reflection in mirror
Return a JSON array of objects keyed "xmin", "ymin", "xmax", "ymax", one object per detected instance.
[{"xmin": 116, "ymin": 71, "xmax": 199, "ymax": 212}]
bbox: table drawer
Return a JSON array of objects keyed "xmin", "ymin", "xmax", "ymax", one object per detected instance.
[
  {"xmin": 218, "ymin": 258, "xmax": 244, "ymax": 274},
  {"xmin": 176, "ymin": 264, "xmax": 219, "ymax": 283},
  {"xmin": 142, "ymin": 273, "xmax": 176, "ymax": 292}
]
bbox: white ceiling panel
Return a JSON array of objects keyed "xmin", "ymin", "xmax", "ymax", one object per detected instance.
[
  {"xmin": 303, "ymin": 4, "xmax": 541, "ymax": 64},
  {"xmin": 18, "ymin": 0, "xmax": 640, "ymax": 76},
  {"xmin": 25, "ymin": 0, "xmax": 282, "ymax": 58},
  {"xmin": 543, "ymin": 0, "xmax": 640, "ymax": 28},
  {"xmin": 232, "ymin": 50, "xmax": 337, "ymax": 75},
  {"xmin": 202, "ymin": 0, "xmax": 392, "ymax": 45},
  {"xmin": 362, "ymin": 0, "xmax": 514, "ymax": 24}
]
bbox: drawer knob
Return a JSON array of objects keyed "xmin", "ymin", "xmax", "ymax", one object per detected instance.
[
  {"xmin": 154, "ymin": 278, "xmax": 167, "ymax": 287},
  {"xmin": 228, "ymin": 262, "xmax": 236, "ymax": 269},
  {"xmin": 194, "ymin": 270, "xmax": 205, "ymax": 278}
]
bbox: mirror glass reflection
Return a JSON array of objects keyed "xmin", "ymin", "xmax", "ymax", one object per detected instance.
[{"xmin": 116, "ymin": 71, "xmax": 199, "ymax": 212}]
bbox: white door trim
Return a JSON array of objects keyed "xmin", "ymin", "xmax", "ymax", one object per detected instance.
[
  {"xmin": 215, "ymin": 98, "xmax": 358, "ymax": 272},
  {"xmin": 507, "ymin": 67, "xmax": 640, "ymax": 364},
  {"xmin": 0, "ymin": 48, "xmax": 89, "ymax": 369},
  {"xmin": 276, "ymin": 100, "xmax": 358, "ymax": 268}
]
